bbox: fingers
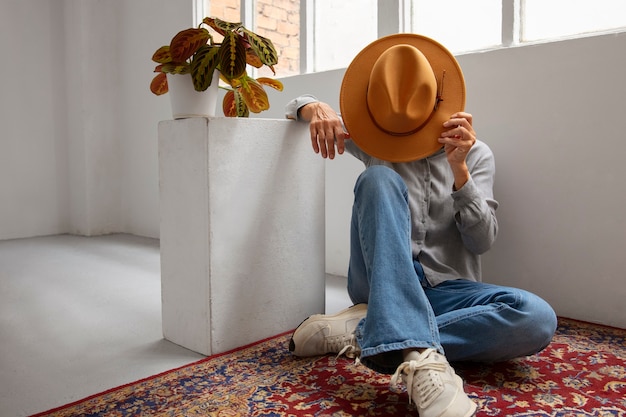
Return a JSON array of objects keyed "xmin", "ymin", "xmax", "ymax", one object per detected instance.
[
  {"xmin": 439, "ymin": 113, "xmax": 476, "ymax": 158},
  {"xmin": 319, "ymin": 126, "xmax": 335, "ymax": 159},
  {"xmin": 335, "ymin": 130, "xmax": 347, "ymax": 156},
  {"xmin": 440, "ymin": 124, "xmax": 474, "ymax": 143},
  {"xmin": 309, "ymin": 124, "xmax": 321, "ymax": 154},
  {"xmin": 448, "ymin": 112, "xmax": 473, "ymax": 126},
  {"xmin": 313, "ymin": 128, "xmax": 349, "ymax": 159},
  {"xmin": 308, "ymin": 110, "xmax": 348, "ymax": 159},
  {"xmin": 442, "ymin": 112, "xmax": 475, "ymax": 138}
]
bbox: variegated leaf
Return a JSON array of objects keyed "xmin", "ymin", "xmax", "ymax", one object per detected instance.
[
  {"xmin": 243, "ymin": 29, "xmax": 278, "ymax": 68},
  {"xmin": 203, "ymin": 17, "xmax": 242, "ymax": 37},
  {"xmin": 150, "ymin": 72, "xmax": 168, "ymax": 95},
  {"xmin": 224, "ymin": 75, "xmax": 241, "ymax": 88},
  {"xmin": 222, "ymin": 90, "xmax": 249, "ymax": 117},
  {"xmin": 218, "ymin": 32, "xmax": 247, "ymax": 80},
  {"xmin": 222, "ymin": 90, "xmax": 236, "ymax": 116},
  {"xmin": 152, "ymin": 46, "xmax": 172, "ymax": 64},
  {"xmin": 191, "ymin": 45, "xmax": 220, "ymax": 91},
  {"xmin": 245, "ymin": 48, "xmax": 263, "ymax": 68},
  {"xmin": 256, "ymin": 77, "xmax": 284, "ymax": 91},
  {"xmin": 234, "ymin": 90, "xmax": 250, "ymax": 117},
  {"xmin": 170, "ymin": 28, "xmax": 210, "ymax": 62},
  {"xmin": 238, "ymin": 77, "xmax": 269, "ymax": 113},
  {"xmin": 161, "ymin": 62, "xmax": 190, "ymax": 75}
]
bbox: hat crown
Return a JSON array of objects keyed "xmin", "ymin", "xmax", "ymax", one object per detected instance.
[{"xmin": 366, "ymin": 44, "xmax": 437, "ymax": 136}]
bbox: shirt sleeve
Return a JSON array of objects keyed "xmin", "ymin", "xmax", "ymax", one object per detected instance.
[
  {"xmin": 284, "ymin": 94, "xmax": 320, "ymax": 120},
  {"xmin": 451, "ymin": 142, "xmax": 499, "ymax": 254}
]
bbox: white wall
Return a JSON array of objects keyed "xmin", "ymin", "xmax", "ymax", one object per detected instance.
[
  {"xmin": 1, "ymin": 0, "xmax": 624, "ymax": 327},
  {"xmin": 462, "ymin": 34, "xmax": 626, "ymax": 329},
  {"xmin": 0, "ymin": 0, "xmax": 190, "ymax": 240},
  {"xmin": 115, "ymin": 0, "xmax": 192, "ymax": 238},
  {"xmin": 0, "ymin": 1, "xmax": 70, "ymax": 238}
]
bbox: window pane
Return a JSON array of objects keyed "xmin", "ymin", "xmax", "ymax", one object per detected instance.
[
  {"xmin": 208, "ymin": 0, "xmax": 240, "ymax": 23},
  {"xmin": 411, "ymin": 0, "xmax": 501, "ymax": 53},
  {"xmin": 313, "ymin": 0, "xmax": 378, "ymax": 72},
  {"xmin": 255, "ymin": 0, "xmax": 301, "ymax": 77},
  {"xmin": 523, "ymin": 0, "xmax": 626, "ymax": 42}
]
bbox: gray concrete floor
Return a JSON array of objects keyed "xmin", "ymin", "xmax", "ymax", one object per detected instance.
[{"xmin": 0, "ymin": 234, "xmax": 351, "ymax": 417}]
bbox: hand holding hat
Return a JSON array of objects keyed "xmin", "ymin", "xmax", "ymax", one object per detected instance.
[{"xmin": 439, "ymin": 111, "xmax": 476, "ymax": 189}]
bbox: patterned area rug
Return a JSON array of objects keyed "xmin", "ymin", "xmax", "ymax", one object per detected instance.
[{"xmin": 31, "ymin": 318, "xmax": 626, "ymax": 417}]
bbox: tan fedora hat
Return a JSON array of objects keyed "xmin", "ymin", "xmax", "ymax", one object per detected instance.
[{"xmin": 340, "ymin": 34, "xmax": 465, "ymax": 162}]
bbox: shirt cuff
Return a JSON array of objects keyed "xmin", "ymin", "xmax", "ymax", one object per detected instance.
[
  {"xmin": 452, "ymin": 178, "xmax": 481, "ymax": 207},
  {"xmin": 284, "ymin": 94, "xmax": 319, "ymax": 121}
]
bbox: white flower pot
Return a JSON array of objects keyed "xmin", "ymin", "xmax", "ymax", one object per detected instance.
[{"xmin": 167, "ymin": 72, "xmax": 220, "ymax": 119}]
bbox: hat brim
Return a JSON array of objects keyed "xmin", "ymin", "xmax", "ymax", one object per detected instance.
[{"xmin": 340, "ymin": 34, "xmax": 465, "ymax": 162}]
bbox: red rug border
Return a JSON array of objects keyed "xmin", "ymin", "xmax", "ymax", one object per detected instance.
[
  {"xmin": 29, "ymin": 329, "xmax": 295, "ymax": 417},
  {"xmin": 28, "ymin": 316, "xmax": 625, "ymax": 417}
]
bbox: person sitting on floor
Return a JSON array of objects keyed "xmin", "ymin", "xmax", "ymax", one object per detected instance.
[{"xmin": 285, "ymin": 33, "xmax": 557, "ymax": 417}]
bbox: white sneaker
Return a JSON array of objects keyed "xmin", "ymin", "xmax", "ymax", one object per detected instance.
[
  {"xmin": 391, "ymin": 349, "xmax": 477, "ymax": 417},
  {"xmin": 289, "ymin": 304, "xmax": 367, "ymax": 357}
]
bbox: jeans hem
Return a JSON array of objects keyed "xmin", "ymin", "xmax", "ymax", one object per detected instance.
[{"xmin": 358, "ymin": 340, "xmax": 444, "ymax": 375}]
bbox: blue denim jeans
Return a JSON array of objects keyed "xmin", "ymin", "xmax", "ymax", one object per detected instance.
[{"xmin": 347, "ymin": 166, "xmax": 557, "ymax": 374}]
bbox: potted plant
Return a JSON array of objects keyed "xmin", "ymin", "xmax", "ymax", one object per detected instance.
[{"xmin": 150, "ymin": 17, "xmax": 283, "ymax": 117}]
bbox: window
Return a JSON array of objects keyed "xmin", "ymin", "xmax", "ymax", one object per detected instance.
[
  {"xmin": 522, "ymin": 0, "xmax": 626, "ymax": 42},
  {"xmin": 206, "ymin": 0, "xmax": 626, "ymax": 76}
]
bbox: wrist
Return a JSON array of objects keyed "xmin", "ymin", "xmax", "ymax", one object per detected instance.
[
  {"xmin": 298, "ymin": 102, "xmax": 319, "ymax": 122},
  {"xmin": 452, "ymin": 165, "xmax": 470, "ymax": 191}
]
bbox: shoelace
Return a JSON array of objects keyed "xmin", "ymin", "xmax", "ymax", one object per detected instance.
[
  {"xmin": 390, "ymin": 349, "xmax": 448, "ymax": 407},
  {"xmin": 336, "ymin": 344, "xmax": 359, "ymax": 359},
  {"xmin": 329, "ymin": 334, "xmax": 360, "ymax": 359}
]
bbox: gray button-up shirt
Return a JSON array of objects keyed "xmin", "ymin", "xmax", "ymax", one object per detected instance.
[{"xmin": 286, "ymin": 95, "xmax": 499, "ymax": 286}]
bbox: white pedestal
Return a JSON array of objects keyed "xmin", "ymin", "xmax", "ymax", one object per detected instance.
[{"xmin": 158, "ymin": 117, "xmax": 326, "ymax": 356}]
